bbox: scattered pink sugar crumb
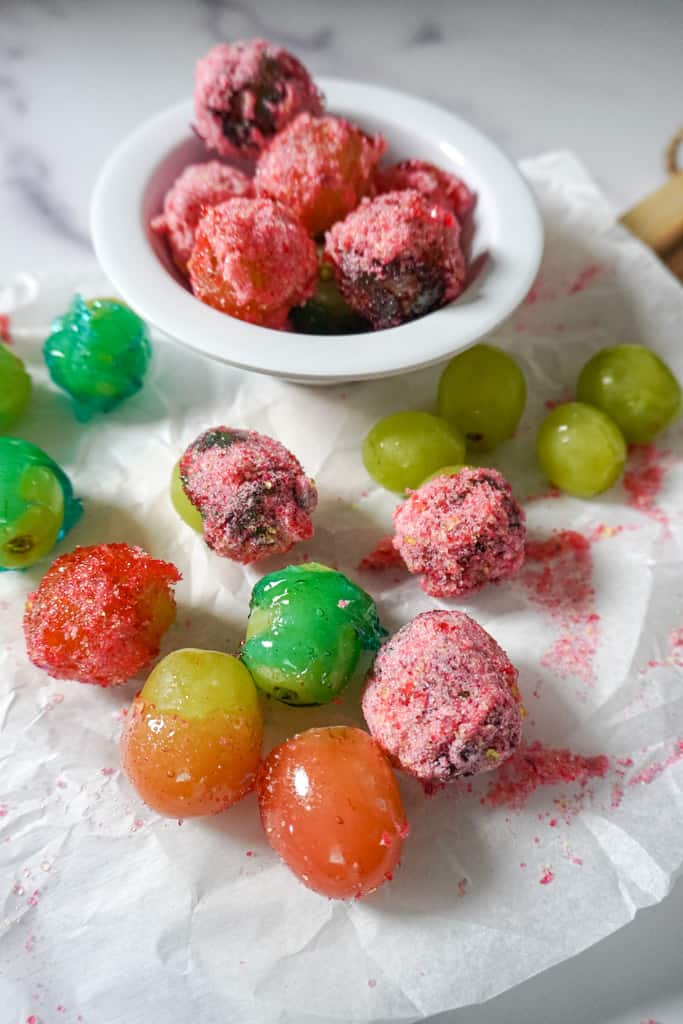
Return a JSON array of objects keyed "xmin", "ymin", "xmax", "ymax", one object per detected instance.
[
  {"xmin": 245, "ymin": 850, "xmax": 254, "ymax": 857},
  {"xmin": 520, "ymin": 861, "xmax": 527, "ymax": 869},
  {"xmin": 358, "ymin": 535, "xmax": 405, "ymax": 572},
  {"xmin": 368, "ymin": 978, "xmax": 377, "ymax": 988},
  {"xmin": 26, "ymin": 1016, "xmax": 40, "ymax": 1024},
  {"xmin": 100, "ymin": 767, "xmax": 115, "ymax": 776},
  {"xmin": 483, "ymin": 741, "xmax": 609, "ymax": 811},
  {"xmin": 611, "ymin": 782, "xmax": 624, "ymax": 808},
  {"xmin": 0, "ymin": 314, "xmax": 10, "ymax": 343},
  {"xmin": 588, "ymin": 523, "xmax": 628, "ymax": 542},
  {"xmin": 27, "ymin": 889, "xmax": 40, "ymax": 906},
  {"xmin": 56, "ymin": 1007, "xmax": 66, "ymax": 1015},
  {"xmin": 624, "ymin": 444, "xmax": 672, "ymax": 535},
  {"xmin": 114, "ymin": 707, "xmax": 129, "ymax": 721},
  {"xmin": 568, "ymin": 263, "xmax": 602, "ymax": 294},
  {"xmin": 0, "ymin": 805, "xmax": 7, "ymax": 817},
  {"xmin": 14, "ymin": 882, "xmax": 24, "ymax": 895},
  {"xmin": 24, "ymin": 934, "xmax": 34, "ymax": 953},
  {"xmin": 544, "ymin": 395, "xmax": 574, "ymax": 411},
  {"xmin": 519, "ymin": 530, "xmax": 598, "ymax": 686},
  {"xmin": 525, "ymin": 485, "xmax": 562, "ymax": 503},
  {"xmin": 130, "ymin": 818, "xmax": 144, "ymax": 832},
  {"xmin": 629, "ymin": 739, "xmax": 683, "ymax": 786},
  {"xmin": 523, "ymin": 279, "xmax": 542, "ymax": 305},
  {"xmin": 539, "ymin": 867, "xmax": 555, "ymax": 885}
]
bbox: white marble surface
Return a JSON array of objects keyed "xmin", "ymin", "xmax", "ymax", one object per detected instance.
[{"xmin": 2, "ymin": 1, "xmax": 683, "ymax": 1022}]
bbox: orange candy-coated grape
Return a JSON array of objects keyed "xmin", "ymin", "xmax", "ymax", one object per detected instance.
[
  {"xmin": 121, "ymin": 649, "xmax": 263, "ymax": 817},
  {"xmin": 258, "ymin": 726, "xmax": 408, "ymax": 899}
]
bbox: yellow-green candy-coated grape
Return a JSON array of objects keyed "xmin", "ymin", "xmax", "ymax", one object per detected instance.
[
  {"xmin": 142, "ymin": 648, "xmax": 260, "ymax": 720},
  {"xmin": 363, "ymin": 411, "xmax": 466, "ymax": 492},
  {"xmin": 577, "ymin": 344, "xmax": 681, "ymax": 444},
  {"xmin": 0, "ymin": 346, "xmax": 31, "ymax": 432},
  {"xmin": 170, "ymin": 461, "xmax": 202, "ymax": 532},
  {"xmin": 438, "ymin": 344, "xmax": 526, "ymax": 452},
  {"xmin": 536, "ymin": 402, "xmax": 626, "ymax": 498}
]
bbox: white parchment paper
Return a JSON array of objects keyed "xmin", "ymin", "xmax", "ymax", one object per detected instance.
[{"xmin": 2, "ymin": 152, "xmax": 683, "ymax": 1024}]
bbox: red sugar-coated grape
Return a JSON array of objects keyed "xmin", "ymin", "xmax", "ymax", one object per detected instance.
[
  {"xmin": 324, "ymin": 189, "xmax": 466, "ymax": 329},
  {"xmin": 23, "ymin": 543, "xmax": 180, "ymax": 686},
  {"xmin": 362, "ymin": 610, "xmax": 523, "ymax": 786},
  {"xmin": 187, "ymin": 197, "xmax": 318, "ymax": 328},
  {"xmin": 255, "ymin": 112, "xmax": 386, "ymax": 237},
  {"xmin": 193, "ymin": 40, "xmax": 323, "ymax": 160},
  {"xmin": 393, "ymin": 467, "xmax": 526, "ymax": 597},
  {"xmin": 178, "ymin": 426, "xmax": 317, "ymax": 564},
  {"xmin": 258, "ymin": 726, "xmax": 407, "ymax": 899},
  {"xmin": 151, "ymin": 161, "xmax": 253, "ymax": 272},
  {"xmin": 375, "ymin": 158, "xmax": 475, "ymax": 220}
]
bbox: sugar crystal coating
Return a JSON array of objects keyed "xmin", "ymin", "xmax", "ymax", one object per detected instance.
[
  {"xmin": 324, "ymin": 189, "xmax": 466, "ymax": 329},
  {"xmin": 187, "ymin": 197, "xmax": 318, "ymax": 327},
  {"xmin": 255, "ymin": 112, "xmax": 386, "ymax": 236},
  {"xmin": 362, "ymin": 610, "xmax": 523, "ymax": 784},
  {"xmin": 179, "ymin": 426, "xmax": 317, "ymax": 564},
  {"xmin": 374, "ymin": 159, "xmax": 475, "ymax": 220},
  {"xmin": 194, "ymin": 40, "xmax": 323, "ymax": 159},
  {"xmin": 151, "ymin": 161, "xmax": 252, "ymax": 271},
  {"xmin": 43, "ymin": 296, "xmax": 151, "ymax": 419},
  {"xmin": 393, "ymin": 467, "xmax": 525, "ymax": 597},
  {"xmin": 24, "ymin": 543, "xmax": 180, "ymax": 685},
  {"xmin": 0, "ymin": 437, "xmax": 82, "ymax": 571}
]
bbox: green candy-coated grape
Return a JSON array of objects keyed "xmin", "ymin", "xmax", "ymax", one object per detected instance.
[
  {"xmin": 142, "ymin": 648, "xmax": 260, "ymax": 721},
  {"xmin": 536, "ymin": 402, "xmax": 626, "ymax": 498},
  {"xmin": 0, "ymin": 346, "xmax": 31, "ymax": 432},
  {"xmin": 363, "ymin": 411, "xmax": 466, "ymax": 492},
  {"xmin": 241, "ymin": 562, "xmax": 386, "ymax": 705},
  {"xmin": 420, "ymin": 463, "xmax": 468, "ymax": 485},
  {"xmin": 577, "ymin": 344, "xmax": 681, "ymax": 443},
  {"xmin": 170, "ymin": 460, "xmax": 202, "ymax": 532},
  {"xmin": 0, "ymin": 437, "xmax": 82, "ymax": 570},
  {"xmin": 43, "ymin": 295, "xmax": 151, "ymax": 420},
  {"xmin": 290, "ymin": 269, "xmax": 369, "ymax": 335},
  {"xmin": 437, "ymin": 344, "xmax": 526, "ymax": 452}
]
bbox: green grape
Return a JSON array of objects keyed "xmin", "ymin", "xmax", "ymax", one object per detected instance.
[
  {"xmin": 577, "ymin": 344, "xmax": 681, "ymax": 443},
  {"xmin": 290, "ymin": 272, "xmax": 369, "ymax": 335},
  {"xmin": 363, "ymin": 411, "xmax": 466, "ymax": 492},
  {"xmin": 0, "ymin": 345, "xmax": 31, "ymax": 432},
  {"xmin": 170, "ymin": 460, "xmax": 202, "ymax": 532},
  {"xmin": 437, "ymin": 344, "xmax": 526, "ymax": 452},
  {"xmin": 421, "ymin": 463, "xmax": 468, "ymax": 485},
  {"xmin": 536, "ymin": 402, "xmax": 626, "ymax": 498},
  {"xmin": 142, "ymin": 648, "xmax": 260, "ymax": 720}
]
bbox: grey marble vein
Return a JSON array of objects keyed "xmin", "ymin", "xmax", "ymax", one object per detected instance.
[
  {"xmin": 199, "ymin": 0, "xmax": 333, "ymax": 51},
  {"xmin": 5, "ymin": 148, "xmax": 90, "ymax": 249},
  {"xmin": 407, "ymin": 21, "xmax": 443, "ymax": 46}
]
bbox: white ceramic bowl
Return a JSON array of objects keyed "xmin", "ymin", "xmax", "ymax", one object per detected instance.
[{"xmin": 90, "ymin": 78, "xmax": 542, "ymax": 384}]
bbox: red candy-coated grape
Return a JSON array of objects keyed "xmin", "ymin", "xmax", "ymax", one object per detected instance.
[
  {"xmin": 258, "ymin": 726, "xmax": 407, "ymax": 899},
  {"xmin": 24, "ymin": 543, "xmax": 180, "ymax": 686}
]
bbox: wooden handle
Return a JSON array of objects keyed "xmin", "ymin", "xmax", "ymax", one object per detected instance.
[{"xmin": 619, "ymin": 128, "xmax": 683, "ymax": 281}]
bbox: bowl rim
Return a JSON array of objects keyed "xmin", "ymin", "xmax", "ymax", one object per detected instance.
[{"xmin": 90, "ymin": 77, "xmax": 543, "ymax": 382}]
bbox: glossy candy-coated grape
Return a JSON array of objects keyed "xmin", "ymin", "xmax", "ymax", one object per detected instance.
[
  {"xmin": 577, "ymin": 344, "xmax": 681, "ymax": 443},
  {"xmin": 121, "ymin": 649, "xmax": 263, "ymax": 817},
  {"xmin": 290, "ymin": 263, "xmax": 369, "ymax": 335},
  {"xmin": 437, "ymin": 344, "xmax": 526, "ymax": 452},
  {"xmin": 258, "ymin": 726, "xmax": 407, "ymax": 899},
  {"xmin": 363, "ymin": 410, "xmax": 465, "ymax": 492},
  {"xmin": 0, "ymin": 345, "xmax": 31, "ymax": 431},
  {"xmin": 241, "ymin": 562, "xmax": 386, "ymax": 705},
  {"xmin": 0, "ymin": 437, "xmax": 82, "ymax": 571},
  {"xmin": 43, "ymin": 295, "xmax": 151, "ymax": 420},
  {"xmin": 170, "ymin": 460, "xmax": 202, "ymax": 533},
  {"xmin": 536, "ymin": 401, "xmax": 626, "ymax": 497}
]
